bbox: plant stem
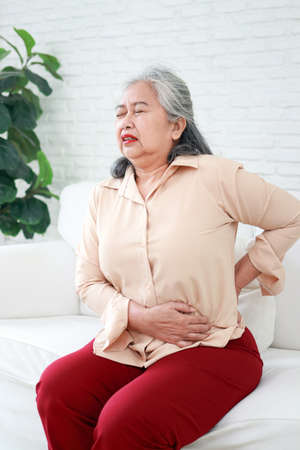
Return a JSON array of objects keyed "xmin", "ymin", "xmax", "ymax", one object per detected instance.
[{"xmin": 0, "ymin": 35, "xmax": 23, "ymax": 65}]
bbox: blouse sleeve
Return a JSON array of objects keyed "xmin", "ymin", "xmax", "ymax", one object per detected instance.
[
  {"xmin": 216, "ymin": 157, "xmax": 300, "ymax": 296},
  {"xmin": 74, "ymin": 183, "xmax": 133, "ymax": 352}
]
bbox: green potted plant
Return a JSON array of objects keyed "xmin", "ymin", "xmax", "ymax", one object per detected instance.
[{"xmin": 0, "ymin": 27, "xmax": 63, "ymax": 240}]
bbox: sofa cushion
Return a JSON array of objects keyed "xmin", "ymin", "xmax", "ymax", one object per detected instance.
[
  {"xmin": 0, "ymin": 315, "xmax": 103, "ymax": 450},
  {"xmin": 233, "ymin": 223, "xmax": 276, "ymax": 353},
  {"xmin": 0, "ymin": 374, "xmax": 46, "ymax": 450},
  {"xmin": 237, "ymin": 289, "xmax": 276, "ymax": 354},
  {"xmin": 190, "ymin": 358, "xmax": 300, "ymax": 450},
  {"xmin": 0, "ymin": 315, "xmax": 103, "ymax": 386},
  {"xmin": 270, "ymin": 190, "xmax": 300, "ymax": 350},
  {"xmin": 271, "ymin": 237, "xmax": 300, "ymax": 350}
]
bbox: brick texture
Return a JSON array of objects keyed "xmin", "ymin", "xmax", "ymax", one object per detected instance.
[{"xmin": 0, "ymin": 0, "xmax": 299, "ymax": 244}]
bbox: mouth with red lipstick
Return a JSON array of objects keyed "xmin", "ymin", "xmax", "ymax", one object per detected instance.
[{"xmin": 121, "ymin": 133, "xmax": 138, "ymax": 144}]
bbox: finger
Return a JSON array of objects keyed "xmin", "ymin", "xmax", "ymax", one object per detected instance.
[
  {"xmin": 188, "ymin": 323, "xmax": 212, "ymax": 333},
  {"xmin": 188, "ymin": 320, "xmax": 212, "ymax": 328},
  {"xmin": 173, "ymin": 302, "xmax": 195, "ymax": 313},
  {"xmin": 188, "ymin": 315, "xmax": 210, "ymax": 325},
  {"xmin": 186, "ymin": 332, "xmax": 210, "ymax": 340},
  {"xmin": 177, "ymin": 340, "xmax": 194, "ymax": 348}
]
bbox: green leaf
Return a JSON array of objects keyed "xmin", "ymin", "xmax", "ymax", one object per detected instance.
[
  {"xmin": 0, "ymin": 69, "xmax": 23, "ymax": 93},
  {"xmin": 0, "ymin": 66, "xmax": 27, "ymax": 92},
  {"xmin": 24, "ymin": 203, "xmax": 50, "ymax": 233},
  {"xmin": 0, "ymin": 172, "xmax": 17, "ymax": 204},
  {"xmin": 32, "ymin": 151, "xmax": 53, "ymax": 189},
  {"xmin": 12, "ymin": 74, "xmax": 28, "ymax": 91},
  {"xmin": 6, "ymin": 139, "xmax": 26, "ymax": 163},
  {"xmin": 0, "ymin": 137, "xmax": 23, "ymax": 171},
  {"xmin": 0, "ymin": 212, "xmax": 21, "ymax": 236},
  {"xmin": 0, "ymin": 70, "xmax": 21, "ymax": 79},
  {"xmin": 0, "ymin": 76, "xmax": 17, "ymax": 93},
  {"xmin": 21, "ymin": 87, "xmax": 43, "ymax": 119},
  {"xmin": 0, "ymin": 103, "xmax": 12, "ymax": 133},
  {"xmin": 21, "ymin": 223, "xmax": 34, "ymax": 239},
  {"xmin": 34, "ymin": 186, "xmax": 59, "ymax": 200},
  {"xmin": 13, "ymin": 27, "xmax": 35, "ymax": 56},
  {"xmin": 7, "ymin": 128, "xmax": 41, "ymax": 163},
  {"xmin": 22, "ymin": 129, "xmax": 41, "ymax": 149},
  {"xmin": 35, "ymin": 53, "xmax": 60, "ymax": 72},
  {"xmin": 24, "ymin": 68, "xmax": 52, "ymax": 96},
  {"xmin": 1, "ymin": 92, "xmax": 20, "ymax": 105},
  {"xmin": 7, "ymin": 95, "xmax": 37, "ymax": 129},
  {"xmin": 31, "ymin": 53, "xmax": 63, "ymax": 81},
  {"xmin": 30, "ymin": 61, "xmax": 63, "ymax": 81},
  {"xmin": 0, "ymin": 137, "xmax": 35, "ymax": 183},
  {"xmin": 44, "ymin": 64, "xmax": 63, "ymax": 80},
  {"xmin": 0, "ymin": 48, "xmax": 11, "ymax": 61},
  {"xmin": 10, "ymin": 196, "xmax": 47, "ymax": 225}
]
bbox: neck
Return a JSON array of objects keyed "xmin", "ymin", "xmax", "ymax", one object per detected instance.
[{"xmin": 135, "ymin": 162, "xmax": 169, "ymax": 183}]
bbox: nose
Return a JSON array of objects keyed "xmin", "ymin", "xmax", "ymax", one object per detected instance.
[{"xmin": 119, "ymin": 111, "xmax": 134, "ymax": 130}]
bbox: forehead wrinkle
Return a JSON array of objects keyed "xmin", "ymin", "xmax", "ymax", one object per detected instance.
[{"xmin": 114, "ymin": 101, "xmax": 149, "ymax": 111}]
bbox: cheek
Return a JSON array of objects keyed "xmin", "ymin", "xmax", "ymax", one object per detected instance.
[
  {"xmin": 150, "ymin": 122, "xmax": 172, "ymax": 143},
  {"xmin": 143, "ymin": 117, "xmax": 164, "ymax": 137},
  {"xmin": 115, "ymin": 125, "xmax": 122, "ymax": 141}
]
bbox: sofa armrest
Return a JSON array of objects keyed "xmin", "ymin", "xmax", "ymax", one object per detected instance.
[{"xmin": 0, "ymin": 239, "xmax": 79, "ymax": 318}]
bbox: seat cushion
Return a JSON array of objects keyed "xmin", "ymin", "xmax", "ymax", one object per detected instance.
[
  {"xmin": 0, "ymin": 315, "xmax": 103, "ymax": 386},
  {"xmin": 185, "ymin": 348, "xmax": 300, "ymax": 449},
  {"xmin": 0, "ymin": 316, "xmax": 298, "ymax": 391},
  {"xmin": 0, "ymin": 317, "xmax": 299, "ymax": 450},
  {"xmin": 0, "ymin": 315, "xmax": 104, "ymax": 450}
]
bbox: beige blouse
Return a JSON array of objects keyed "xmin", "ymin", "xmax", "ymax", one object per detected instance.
[{"xmin": 75, "ymin": 154, "xmax": 300, "ymax": 368}]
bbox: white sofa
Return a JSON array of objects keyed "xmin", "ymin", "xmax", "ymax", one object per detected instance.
[{"xmin": 0, "ymin": 181, "xmax": 300, "ymax": 450}]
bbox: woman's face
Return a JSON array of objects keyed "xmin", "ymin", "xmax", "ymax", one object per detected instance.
[{"xmin": 115, "ymin": 81, "xmax": 185, "ymax": 170}]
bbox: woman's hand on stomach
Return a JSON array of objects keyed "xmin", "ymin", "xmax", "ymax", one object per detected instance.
[{"xmin": 143, "ymin": 300, "xmax": 212, "ymax": 348}]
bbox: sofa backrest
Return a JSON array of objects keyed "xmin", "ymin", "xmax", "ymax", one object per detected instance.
[
  {"xmin": 57, "ymin": 181, "xmax": 95, "ymax": 251},
  {"xmin": 57, "ymin": 182, "xmax": 300, "ymax": 352}
]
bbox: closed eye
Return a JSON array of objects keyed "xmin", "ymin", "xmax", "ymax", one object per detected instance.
[{"xmin": 115, "ymin": 110, "xmax": 144, "ymax": 118}]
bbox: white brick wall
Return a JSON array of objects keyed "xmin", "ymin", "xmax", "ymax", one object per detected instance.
[{"xmin": 1, "ymin": 0, "xmax": 300, "ymax": 244}]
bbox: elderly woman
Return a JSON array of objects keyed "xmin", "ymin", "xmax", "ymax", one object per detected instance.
[{"xmin": 36, "ymin": 66, "xmax": 300, "ymax": 450}]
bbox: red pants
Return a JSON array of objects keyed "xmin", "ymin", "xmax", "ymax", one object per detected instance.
[{"xmin": 35, "ymin": 327, "xmax": 263, "ymax": 450}]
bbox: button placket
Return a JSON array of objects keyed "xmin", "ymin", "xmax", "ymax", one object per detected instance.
[{"xmin": 141, "ymin": 201, "xmax": 157, "ymax": 308}]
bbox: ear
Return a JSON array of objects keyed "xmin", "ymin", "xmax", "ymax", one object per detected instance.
[{"xmin": 171, "ymin": 117, "xmax": 187, "ymax": 141}]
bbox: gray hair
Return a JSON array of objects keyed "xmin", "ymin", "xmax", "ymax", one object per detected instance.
[{"xmin": 111, "ymin": 65, "xmax": 213, "ymax": 178}]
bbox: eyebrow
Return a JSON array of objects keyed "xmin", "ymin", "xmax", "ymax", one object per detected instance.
[{"xmin": 114, "ymin": 101, "xmax": 149, "ymax": 111}]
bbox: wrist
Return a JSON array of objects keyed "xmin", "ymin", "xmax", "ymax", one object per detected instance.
[
  {"xmin": 128, "ymin": 300, "xmax": 149, "ymax": 333},
  {"xmin": 235, "ymin": 284, "xmax": 242, "ymax": 294},
  {"xmin": 235, "ymin": 253, "xmax": 261, "ymax": 291}
]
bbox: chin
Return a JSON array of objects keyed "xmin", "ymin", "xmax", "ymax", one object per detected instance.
[{"xmin": 124, "ymin": 148, "xmax": 143, "ymax": 159}]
